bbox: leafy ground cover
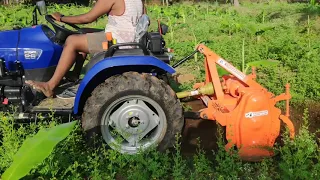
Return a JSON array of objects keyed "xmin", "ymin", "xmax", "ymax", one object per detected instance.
[
  {"xmin": 1, "ymin": 110, "xmax": 319, "ymax": 180},
  {"xmin": 0, "ymin": 2, "xmax": 320, "ymax": 103},
  {"xmin": 0, "ymin": 1, "xmax": 320, "ymax": 179}
]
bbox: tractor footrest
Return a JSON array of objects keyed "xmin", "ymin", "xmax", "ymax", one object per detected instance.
[
  {"xmin": 31, "ymin": 97, "xmax": 74, "ymax": 114},
  {"xmin": 29, "ymin": 81, "xmax": 79, "ymax": 114},
  {"xmin": 30, "ymin": 81, "xmax": 79, "ymax": 114}
]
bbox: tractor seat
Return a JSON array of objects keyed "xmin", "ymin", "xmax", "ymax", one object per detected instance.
[{"xmin": 113, "ymin": 48, "xmax": 145, "ymax": 56}]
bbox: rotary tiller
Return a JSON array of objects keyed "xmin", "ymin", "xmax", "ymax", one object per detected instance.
[{"xmin": 176, "ymin": 44, "xmax": 295, "ymax": 161}]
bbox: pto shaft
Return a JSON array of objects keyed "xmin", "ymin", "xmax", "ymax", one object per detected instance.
[{"xmin": 176, "ymin": 83, "xmax": 214, "ymax": 99}]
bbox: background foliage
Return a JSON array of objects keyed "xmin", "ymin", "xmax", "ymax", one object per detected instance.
[
  {"xmin": 0, "ymin": 1, "xmax": 319, "ymax": 103},
  {"xmin": 0, "ymin": 1, "xmax": 319, "ymax": 179}
]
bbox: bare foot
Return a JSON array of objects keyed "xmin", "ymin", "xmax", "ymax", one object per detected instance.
[{"xmin": 25, "ymin": 80, "xmax": 54, "ymax": 98}]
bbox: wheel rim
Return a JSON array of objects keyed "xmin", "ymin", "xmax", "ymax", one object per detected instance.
[{"xmin": 101, "ymin": 95, "xmax": 167, "ymax": 154}]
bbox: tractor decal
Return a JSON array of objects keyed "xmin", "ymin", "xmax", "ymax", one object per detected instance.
[
  {"xmin": 217, "ymin": 58, "xmax": 246, "ymax": 81},
  {"xmin": 24, "ymin": 49, "xmax": 42, "ymax": 60},
  {"xmin": 245, "ymin": 110, "xmax": 269, "ymax": 119}
]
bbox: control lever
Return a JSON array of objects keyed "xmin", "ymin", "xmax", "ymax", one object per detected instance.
[
  {"xmin": 172, "ymin": 49, "xmax": 199, "ymax": 68},
  {"xmin": 0, "ymin": 58, "xmax": 5, "ymax": 77}
]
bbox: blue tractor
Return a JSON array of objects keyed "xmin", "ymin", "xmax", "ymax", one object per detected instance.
[{"xmin": 0, "ymin": 1, "xmax": 184, "ymax": 154}]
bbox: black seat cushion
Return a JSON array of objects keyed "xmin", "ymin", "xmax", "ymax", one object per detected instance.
[{"xmin": 113, "ymin": 48, "xmax": 145, "ymax": 56}]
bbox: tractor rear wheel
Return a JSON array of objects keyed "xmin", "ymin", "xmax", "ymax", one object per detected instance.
[{"xmin": 81, "ymin": 72, "xmax": 184, "ymax": 154}]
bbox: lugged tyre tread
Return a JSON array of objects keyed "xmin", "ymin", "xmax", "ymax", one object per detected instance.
[{"xmin": 81, "ymin": 71, "xmax": 184, "ymax": 151}]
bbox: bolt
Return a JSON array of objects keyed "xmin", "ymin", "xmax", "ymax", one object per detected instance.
[
  {"xmin": 132, "ymin": 119, "xmax": 140, "ymax": 126},
  {"xmin": 203, "ymin": 114, "xmax": 208, "ymax": 119}
]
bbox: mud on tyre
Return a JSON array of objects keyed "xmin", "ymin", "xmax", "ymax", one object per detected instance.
[{"xmin": 81, "ymin": 72, "xmax": 184, "ymax": 154}]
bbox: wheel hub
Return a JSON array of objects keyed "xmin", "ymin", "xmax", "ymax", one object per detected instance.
[
  {"xmin": 116, "ymin": 106, "xmax": 152, "ymax": 135},
  {"xmin": 128, "ymin": 116, "xmax": 140, "ymax": 127},
  {"xmin": 103, "ymin": 98, "xmax": 162, "ymax": 148}
]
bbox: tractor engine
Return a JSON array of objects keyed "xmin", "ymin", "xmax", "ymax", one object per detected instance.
[
  {"xmin": 0, "ymin": 59, "xmax": 35, "ymax": 111},
  {"xmin": 1, "ymin": 86, "xmax": 22, "ymax": 105},
  {"xmin": 0, "ymin": 25, "xmax": 64, "ymax": 111}
]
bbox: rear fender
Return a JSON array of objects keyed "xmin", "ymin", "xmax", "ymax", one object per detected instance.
[{"xmin": 73, "ymin": 56, "xmax": 175, "ymax": 114}]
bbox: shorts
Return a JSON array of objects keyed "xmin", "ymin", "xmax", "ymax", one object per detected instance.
[
  {"xmin": 86, "ymin": 31, "xmax": 107, "ymax": 54},
  {"xmin": 86, "ymin": 30, "xmax": 136, "ymax": 53}
]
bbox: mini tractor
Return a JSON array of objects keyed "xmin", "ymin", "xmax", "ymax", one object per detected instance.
[{"xmin": 0, "ymin": 1, "xmax": 295, "ymax": 161}]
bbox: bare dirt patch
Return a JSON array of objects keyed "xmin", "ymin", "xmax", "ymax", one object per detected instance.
[{"xmin": 173, "ymin": 67, "xmax": 196, "ymax": 84}]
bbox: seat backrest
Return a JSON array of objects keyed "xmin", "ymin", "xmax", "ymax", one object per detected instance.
[{"xmin": 134, "ymin": 14, "xmax": 150, "ymax": 43}]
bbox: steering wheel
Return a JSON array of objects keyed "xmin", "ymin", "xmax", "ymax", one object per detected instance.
[{"xmin": 45, "ymin": 15, "xmax": 85, "ymax": 43}]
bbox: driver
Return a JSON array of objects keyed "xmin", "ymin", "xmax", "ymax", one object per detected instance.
[{"xmin": 26, "ymin": 0, "xmax": 146, "ymax": 98}]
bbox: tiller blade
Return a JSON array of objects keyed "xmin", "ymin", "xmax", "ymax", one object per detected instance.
[{"xmin": 177, "ymin": 44, "xmax": 295, "ymax": 162}]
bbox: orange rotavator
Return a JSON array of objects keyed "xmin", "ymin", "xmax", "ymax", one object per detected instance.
[{"xmin": 176, "ymin": 44, "xmax": 295, "ymax": 162}]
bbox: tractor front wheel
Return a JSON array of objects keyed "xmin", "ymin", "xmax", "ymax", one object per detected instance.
[{"xmin": 81, "ymin": 72, "xmax": 184, "ymax": 154}]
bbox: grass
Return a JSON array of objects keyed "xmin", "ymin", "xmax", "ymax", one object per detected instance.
[
  {"xmin": 1, "ymin": 2, "xmax": 320, "ymax": 103},
  {"xmin": 0, "ymin": 110, "xmax": 319, "ymax": 179},
  {"xmin": 0, "ymin": 1, "xmax": 320, "ymax": 179}
]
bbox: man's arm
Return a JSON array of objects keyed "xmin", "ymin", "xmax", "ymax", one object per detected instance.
[{"xmin": 59, "ymin": 0, "xmax": 115, "ymax": 24}]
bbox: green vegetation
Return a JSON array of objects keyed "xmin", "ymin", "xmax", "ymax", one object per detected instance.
[
  {"xmin": 1, "ymin": 109, "xmax": 319, "ymax": 179},
  {"xmin": 0, "ymin": 1, "xmax": 320, "ymax": 179},
  {"xmin": 1, "ymin": 1, "xmax": 320, "ymax": 103},
  {"xmin": 2, "ymin": 120, "xmax": 76, "ymax": 180}
]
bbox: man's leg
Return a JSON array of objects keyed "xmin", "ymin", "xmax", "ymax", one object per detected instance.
[{"xmin": 26, "ymin": 34, "xmax": 89, "ymax": 97}]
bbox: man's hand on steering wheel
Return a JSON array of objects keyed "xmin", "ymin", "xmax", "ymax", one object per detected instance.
[
  {"xmin": 45, "ymin": 13, "xmax": 85, "ymax": 44},
  {"xmin": 51, "ymin": 12, "xmax": 64, "ymax": 22}
]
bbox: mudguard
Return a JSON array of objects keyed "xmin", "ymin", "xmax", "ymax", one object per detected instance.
[{"xmin": 73, "ymin": 56, "xmax": 176, "ymax": 114}]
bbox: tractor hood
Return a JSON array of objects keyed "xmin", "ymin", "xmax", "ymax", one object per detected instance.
[
  {"xmin": 0, "ymin": 29, "xmax": 20, "ymax": 63},
  {"xmin": 0, "ymin": 25, "xmax": 62, "ymax": 71},
  {"xmin": 0, "ymin": 29, "xmax": 19, "ymax": 47}
]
